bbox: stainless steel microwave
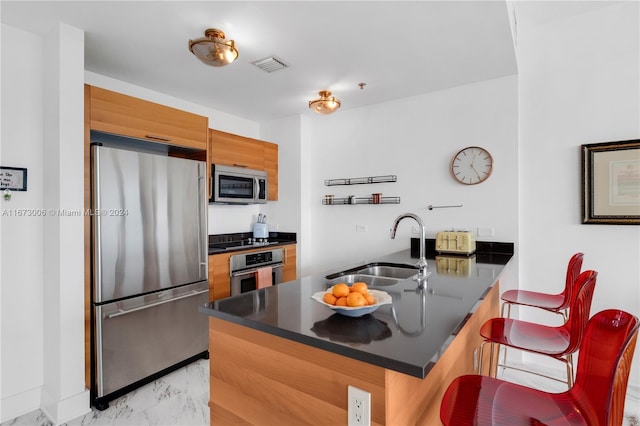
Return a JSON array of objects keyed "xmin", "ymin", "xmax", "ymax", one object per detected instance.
[{"xmin": 211, "ymin": 164, "xmax": 268, "ymax": 204}]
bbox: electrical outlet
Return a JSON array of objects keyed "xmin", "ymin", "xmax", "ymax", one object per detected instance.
[
  {"xmin": 411, "ymin": 226, "xmax": 421, "ymax": 234},
  {"xmin": 477, "ymin": 227, "xmax": 494, "ymax": 237},
  {"xmin": 348, "ymin": 385, "xmax": 371, "ymax": 426},
  {"xmin": 356, "ymin": 224, "xmax": 368, "ymax": 232}
]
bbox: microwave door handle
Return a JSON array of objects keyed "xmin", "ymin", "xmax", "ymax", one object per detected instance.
[{"xmin": 254, "ymin": 177, "xmax": 260, "ymax": 201}]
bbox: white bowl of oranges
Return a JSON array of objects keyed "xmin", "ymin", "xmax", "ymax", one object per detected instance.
[{"xmin": 312, "ymin": 282, "xmax": 392, "ymax": 317}]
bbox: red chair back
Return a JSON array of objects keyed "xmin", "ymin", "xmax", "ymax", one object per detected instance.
[
  {"xmin": 572, "ymin": 309, "xmax": 639, "ymax": 426},
  {"xmin": 559, "ymin": 252, "xmax": 584, "ymax": 310},
  {"xmin": 561, "ymin": 269, "xmax": 597, "ymax": 355}
]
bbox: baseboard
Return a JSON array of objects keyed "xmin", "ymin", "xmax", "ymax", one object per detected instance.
[
  {"xmin": 1, "ymin": 386, "xmax": 41, "ymax": 423},
  {"xmin": 41, "ymin": 387, "xmax": 90, "ymax": 426}
]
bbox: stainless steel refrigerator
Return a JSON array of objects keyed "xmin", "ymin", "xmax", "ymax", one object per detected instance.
[{"xmin": 90, "ymin": 132, "xmax": 208, "ymax": 410}]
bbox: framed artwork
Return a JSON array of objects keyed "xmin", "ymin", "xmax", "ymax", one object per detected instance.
[
  {"xmin": 581, "ymin": 139, "xmax": 640, "ymax": 224},
  {"xmin": 0, "ymin": 167, "xmax": 27, "ymax": 191}
]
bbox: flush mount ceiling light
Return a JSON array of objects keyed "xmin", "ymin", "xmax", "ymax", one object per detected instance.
[
  {"xmin": 188, "ymin": 28, "xmax": 238, "ymax": 67},
  {"xmin": 309, "ymin": 91, "xmax": 341, "ymax": 115}
]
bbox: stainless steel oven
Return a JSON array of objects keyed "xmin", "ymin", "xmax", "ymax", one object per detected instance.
[{"xmin": 230, "ymin": 248, "xmax": 284, "ymax": 296}]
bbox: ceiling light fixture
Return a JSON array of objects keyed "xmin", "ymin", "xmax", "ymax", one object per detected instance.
[
  {"xmin": 188, "ymin": 28, "xmax": 238, "ymax": 67},
  {"xmin": 309, "ymin": 91, "xmax": 341, "ymax": 115}
]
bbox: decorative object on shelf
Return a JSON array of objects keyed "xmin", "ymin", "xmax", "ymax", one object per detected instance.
[
  {"xmin": 322, "ymin": 196, "xmax": 400, "ymax": 205},
  {"xmin": 0, "ymin": 166, "xmax": 27, "ymax": 192},
  {"xmin": 309, "ymin": 91, "xmax": 341, "ymax": 115},
  {"xmin": 581, "ymin": 139, "xmax": 640, "ymax": 225},
  {"xmin": 188, "ymin": 29, "xmax": 238, "ymax": 67},
  {"xmin": 325, "ymin": 175, "xmax": 397, "ymax": 186},
  {"xmin": 372, "ymin": 193, "xmax": 382, "ymax": 204},
  {"xmin": 324, "ymin": 194, "xmax": 334, "ymax": 205},
  {"xmin": 450, "ymin": 146, "xmax": 493, "ymax": 185}
]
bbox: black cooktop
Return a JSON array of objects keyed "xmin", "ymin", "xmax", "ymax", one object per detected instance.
[{"xmin": 208, "ymin": 231, "xmax": 297, "ymax": 254}]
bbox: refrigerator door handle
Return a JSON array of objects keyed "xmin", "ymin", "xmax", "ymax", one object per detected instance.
[
  {"xmin": 198, "ymin": 163, "xmax": 208, "ymax": 280},
  {"xmin": 106, "ymin": 289, "xmax": 209, "ymax": 319},
  {"xmin": 92, "ymin": 144, "xmax": 104, "ymax": 302}
]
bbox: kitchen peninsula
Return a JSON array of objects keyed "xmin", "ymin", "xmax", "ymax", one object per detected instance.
[{"xmin": 200, "ymin": 241, "xmax": 513, "ymax": 425}]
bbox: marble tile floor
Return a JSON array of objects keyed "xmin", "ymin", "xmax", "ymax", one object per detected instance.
[
  {"xmin": 2, "ymin": 359, "xmax": 209, "ymax": 426},
  {"xmin": 3, "ymin": 356, "xmax": 639, "ymax": 425}
]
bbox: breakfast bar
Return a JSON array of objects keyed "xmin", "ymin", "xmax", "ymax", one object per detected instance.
[{"xmin": 200, "ymin": 242, "xmax": 513, "ymax": 425}]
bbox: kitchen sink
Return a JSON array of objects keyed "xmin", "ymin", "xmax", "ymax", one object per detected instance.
[
  {"xmin": 326, "ymin": 274, "xmax": 401, "ymax": 287},
  {"xmin": 325, "ymin": 262, "xmax": 419, "ymax": 287},
  {"xmin": 354, "ymin": 265, "xmax": 418, "ymax": 279}
]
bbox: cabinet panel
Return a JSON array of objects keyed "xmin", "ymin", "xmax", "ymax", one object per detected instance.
[
  {"xmin": 89, "ymin": 85, "xmax": 208, "ymax": 150},
  {"xmin": 264, "ymin": 142, "xmax": 278, "ymax": 201},
  {"xmin": 209, "ymin": 129, "xmax": 264, "ymax": 170},
  {"xmin": 282, "ymin": 244, "xmax": 297, "ymax": 282},
  {"xmin": 209, "ymin": 253, "xmax": 232, "ymax": 302}
]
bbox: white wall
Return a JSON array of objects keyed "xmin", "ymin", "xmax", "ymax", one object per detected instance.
[
  {"xmin": 517, "ymin": 1, "xmax": 640, "ymax": 387},
  {"xmin": 259, "ymin": 115, "xmax": 303, "ymax": 275},
  {"xmin": 0, "ymin": 24, "xmax": 46, "ymax": 421},
  {"xmin": 301, "ymin": 76, "xmax": 519, "ymax": 276}
]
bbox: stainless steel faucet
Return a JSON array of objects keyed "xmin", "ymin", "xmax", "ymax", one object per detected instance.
[{"xmin": 390, "ymin": 213, "xmax": 429, "ymax": 286}]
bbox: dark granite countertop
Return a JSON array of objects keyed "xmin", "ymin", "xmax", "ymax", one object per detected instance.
[
  {"xmin": 208, "ymin": 232, "xmax": 297, "ymax": 255},
  {"xmin": 200, "ymin": 242, "xmax": 513, "ymax": 379}
]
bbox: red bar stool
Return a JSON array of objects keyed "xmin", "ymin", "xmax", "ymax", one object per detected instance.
[
  {"xmin": 501, "ymin": 252, "xmax": 584, "ymax": 320},
  {"xmin": 441, "ymin": 309, "xmax": 639, "ymax": 426},
  {"xmin": 478, "ymin": 270, "xmax": 597, "ymax": 387}
]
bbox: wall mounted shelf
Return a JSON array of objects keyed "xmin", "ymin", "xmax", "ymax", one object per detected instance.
[
  {"xmin": 322, "ymin": 196, "xmax": 400, "ymax": 205},
  {"xmin": 324, "ymin": 175, "xmax": 397, "ymax": 186}
]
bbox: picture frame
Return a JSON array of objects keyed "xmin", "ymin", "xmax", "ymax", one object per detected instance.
[
  {"xmin": 0, "ymin": 166, "xmax": 28, "ymax": 191},
  {"xmin": 581, "ymin": 139, "xmax": 640, "ymax": 225}
]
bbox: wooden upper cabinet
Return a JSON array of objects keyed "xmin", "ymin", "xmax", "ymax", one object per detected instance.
[
  {"xmin": 209, "ymin": 128, "xmax": 279, "ymax": 201},
  {"xmin": 263, "ymin": 142, "xmax": 278, "ymax": 201},
  {"xmin": 209, "ymin": 129, "xmax": 264, "ymax": 169},
  {"xmin": 88, "ymin": 85, "xmax": 208, "ymax": 150}
]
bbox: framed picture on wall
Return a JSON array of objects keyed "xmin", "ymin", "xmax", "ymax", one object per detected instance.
[
  {"xmin": 581, "ymin": 139, "xmax": 640, "ymax": 225},
  {"xmin": 0, "ymin": 166, "xmax": 28, "ymax": 191}
]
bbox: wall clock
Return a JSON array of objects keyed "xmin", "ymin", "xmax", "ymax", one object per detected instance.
[{"xmin": 450, "ymin": 146, "xmax": 493, "ymax": 185}]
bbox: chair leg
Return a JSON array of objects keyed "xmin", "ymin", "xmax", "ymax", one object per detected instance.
[
  {"xmin": 566, "ymin": 353, "xmax": 574, "ymax": 388},
  {"xmin": 479, "ymin": 341, "xmax": 498, "ymax": 377},
  {"xmin": 500, "ymin": 303, "xmax": 511, "ymax": 368}
]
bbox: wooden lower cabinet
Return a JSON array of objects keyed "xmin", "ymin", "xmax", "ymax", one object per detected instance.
[
  {"xmin": 281, "ymin": 244, "xmax": 296, "ymax": 282},
  {"xmin": 207, "ymin": 283, "xmax": 499, "ymax": 425},
  {"xmin": 208, "ymin": 244, "xmax": 297, "ymax": 302}
]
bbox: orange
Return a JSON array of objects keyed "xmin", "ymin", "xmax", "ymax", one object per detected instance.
[
  {"xmin": 351, "ymin": 282, "xmax": 368, "ymax": 294},
  {"xmin": 363, "ymin": 293, "xmax": 376, "ymax": 305},
  {"xmin": 347, "ymin": 292, "xmax": 366, "ymax": 307},
  {"xmin": 335, "ymin": 297, "xmax": 348, "ymax": 306},
  {"xmin": 323, "ymin": 293, "xmax": 337, "ymax": 305},
  {"xmin": 332, "ymin": 283, "xmax": 350, "ymax": 298}
]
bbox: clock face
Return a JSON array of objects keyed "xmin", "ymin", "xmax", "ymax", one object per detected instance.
[{"xmin": 450, "ymin": 146, "xmax": 493, "ymax": 185}]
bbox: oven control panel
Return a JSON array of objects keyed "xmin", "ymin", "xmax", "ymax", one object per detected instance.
[{"xmin": 230, "ymin": 248, "xmax": 284, "ymax": 272}]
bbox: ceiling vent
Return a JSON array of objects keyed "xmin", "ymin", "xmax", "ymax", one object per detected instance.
[{"xmin": 252, "ymin": 56, "xmax": 288, "ymax": 73}]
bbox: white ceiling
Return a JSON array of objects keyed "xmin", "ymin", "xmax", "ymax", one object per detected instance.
[{"xmin": 0, "ymin": 1, "xmax": 617, "ymax": 122}]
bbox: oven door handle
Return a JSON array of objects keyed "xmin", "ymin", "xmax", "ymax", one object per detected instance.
[{"xmin": 231, "ymin": 264, "xmax": 283, "ymax": 278}]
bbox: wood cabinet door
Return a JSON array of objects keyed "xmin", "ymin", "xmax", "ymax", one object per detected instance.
[
  {"xmin": 282, "ymin": 244, "xmax": 297, "ymax": 282},
  {"xmin": 263, "ymin": 142, "xmax": 278, "ymax": 200},
  {"xmin": 209, "ymin": 253, "xmax": 232, "ymax": 301},
  {"xmin": 209, "ymin": 129, "xmax": 264, "ymax": 170},
  {"xmin": 88, "ymin": 85, "xmax": 208, "ymax": 150}
]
